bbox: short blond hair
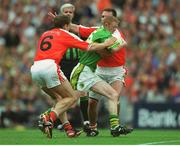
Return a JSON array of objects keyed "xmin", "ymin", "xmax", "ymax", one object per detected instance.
[
  {"xmin": 60, "ymin": 3, "xmax": 75, "ymax": 13},
  {"xmin": 102, "ymin": 16, "xmax": 119, "ymax": 25}
]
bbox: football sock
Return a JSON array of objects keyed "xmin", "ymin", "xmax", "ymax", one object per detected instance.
[
  {"xmin": 109, "ymin": 115, "xmax": 119, "ymax": 129},
  {"xmin": 80, "ymin": 96, "xmax": 89, "ymax": 122},
  {"xmin": 63, "ymin": 122, "xmax": 76, "ymax": 137},
  {"xmin": 49, "ymin": 111, "xmax": 57, "ymax": 123},
  {"xmin": 63, "ymin": 122, "xmax": 73, "ymax": 131}
]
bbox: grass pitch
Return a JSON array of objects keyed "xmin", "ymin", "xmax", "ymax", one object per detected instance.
[{"xmin": 0, "ymin": 128, "xmax": 180, "ymax": 145}]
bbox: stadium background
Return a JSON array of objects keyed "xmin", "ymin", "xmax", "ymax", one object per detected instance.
[{"xmin": 0, "ymin": 0, "xmax": 179, "ymax": 131}]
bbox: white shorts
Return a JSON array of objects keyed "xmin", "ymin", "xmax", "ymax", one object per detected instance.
[
  {"xmin": 70, "ymin": 63, "xmax": 102, "ymax": 92},
  {"xmin": 30, "ymin": 59, "xmax": 67, "ymax": 88},
  {"xmin": 95, "ymin": 66, "xmax": 126, "ymax": 84},
  {"xmin": 89, "ymin": 66, "xmax": 126, "ymax": 100}
]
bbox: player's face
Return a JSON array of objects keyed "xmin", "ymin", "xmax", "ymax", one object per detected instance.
[
  {"xmin": 101, "ymin": 11, "xmax": 113, "ymax": 22},
  {"xmin": 62, "ymin": 7, "xmax": 74, "ymax": 21},
  {"xmin": 105, "ymin": 21, "xmax": 118, "ymax": 33}
]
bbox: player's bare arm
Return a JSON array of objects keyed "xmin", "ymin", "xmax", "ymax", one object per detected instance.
[
  {"xmin": 48, "ymin": 11, "xmax": 80, "ymax": 34},
  {"xmin": 108, "ymin": 36, "xmax": 127, "ymax": 52},
  {"xmin": 88, "ymin": 37, "xmax": 117, "ymax": 51},
  {"xmin": 69, "ymin": 23, "xmax": 80, "ymax": 34}
]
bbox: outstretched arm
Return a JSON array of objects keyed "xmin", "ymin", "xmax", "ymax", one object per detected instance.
[
  {"xmin": 48, "ymin": 11, "xmax": 80, "ymax": 33},
  {"xmin": 69, "ymin": 23, "xmax": 80, "ymax": 34},
  {"xmin": 88, "ymin": 37, "xmax": 117, "ymax": 51},
  {"xmin": 108, "ymin": 36, "xmax": 127, "ymax": 52}
]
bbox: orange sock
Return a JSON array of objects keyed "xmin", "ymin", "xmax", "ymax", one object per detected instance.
[
  {"xmin": 63, "ymin": 122, "xmax": 73, "ymax": 131},
  {"xmin": 49, "ymin": 111, "xmax": 57, "ymax": 123}
]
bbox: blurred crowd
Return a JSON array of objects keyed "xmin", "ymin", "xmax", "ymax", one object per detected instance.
[{"xmin": 0, "ymin": 0, "xmax": 179, "ymax": 128}]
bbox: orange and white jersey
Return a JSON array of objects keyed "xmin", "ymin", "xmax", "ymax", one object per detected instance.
[
  {"xmin": 97, "ymin": 29, "xmax": 126, "ymax": 67},
  {"xmin": 34, "ymin": 28, "xmax": 89, "ymax": 64}
]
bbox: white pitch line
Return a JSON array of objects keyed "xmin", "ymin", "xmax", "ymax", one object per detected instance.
[{"xmin": 139, "ymin": 139, "xmax": 180, "ymax": 145}]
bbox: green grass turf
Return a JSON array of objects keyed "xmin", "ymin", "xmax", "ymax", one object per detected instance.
[{"xmin": 0, "ymin": 128, "xmax": 180, "ymax": 145}]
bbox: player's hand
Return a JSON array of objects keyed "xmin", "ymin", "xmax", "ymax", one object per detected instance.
[
  {"xmin": 104, "ymin": 37, "xmax": 117, "ymax": 47},
  {"xmin": 48, "ymin": 12, "xmax": 58, "ymax": 20}
]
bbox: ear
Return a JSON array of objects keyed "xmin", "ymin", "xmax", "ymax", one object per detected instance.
[
  {"xmin": 63, "ymin": 24, "xmax": 68, "ymax": 30},
  {"xmin": 104, "ymin": 22, "xmax": 109, "ymax": 28}
]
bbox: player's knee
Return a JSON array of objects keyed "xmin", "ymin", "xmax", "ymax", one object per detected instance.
[
  {"xmin": 111, "ymin": 92, "xmax": 119, "ymax": 102},
  {"xmin": 68, "ymin": 94, "xmax": 78, "ymax": 103},
  {"xmin": 73, "ymin": 95, "xmax": 79, "ymax": 102}
]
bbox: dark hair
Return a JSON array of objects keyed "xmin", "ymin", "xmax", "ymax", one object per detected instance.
[
  {"xmin": 53, "ymin": 15, "xmax": 70, "ymax": 28},
  {"xmin": 102, "ymin": 8, "xmax": 117, "ymax": 17}
]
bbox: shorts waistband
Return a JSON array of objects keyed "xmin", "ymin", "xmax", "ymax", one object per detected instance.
[
  {"xmin": 97, "ymin": 66, "xmax": 124, "ymax": 70},
  {"xmin": 34, "ymin": 59, "xmax": 55, "ymax": 64},
  {"xmin": 96, "ymin": 66, "xmax": 125, "ymax": 75}
]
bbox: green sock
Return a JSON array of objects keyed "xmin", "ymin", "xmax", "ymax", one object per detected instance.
[
  {"xmin": 109, "ymin": 115, "xmax": 119, "ymax": 129},
  {"xmin": 80, "ymin": 96, "xmax": 89, "ymax": 122}
]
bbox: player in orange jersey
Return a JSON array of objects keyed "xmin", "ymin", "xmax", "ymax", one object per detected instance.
[
  {"xmin": 39, "ymin": 3, "xmax": 81, "ymax": 138},
  {"xmin": 30, "ymin": 15, "xmax": 116, "ymax": 138}
]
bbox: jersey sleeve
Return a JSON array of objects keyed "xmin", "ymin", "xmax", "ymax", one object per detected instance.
[
  {"xmin": 63, "ymin": 31, "xmax": 90, "ymax": 51},
  {"xmin": 108, "ymin": 29, "xmax": 127, "ymax": 51},
  {"xmin": 119, "ymin": 31, "xmax": 126, "ymax": 40},
  {"xmin": 79, "ymin": 25, "xmax": 97, "ymax": 38}
]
